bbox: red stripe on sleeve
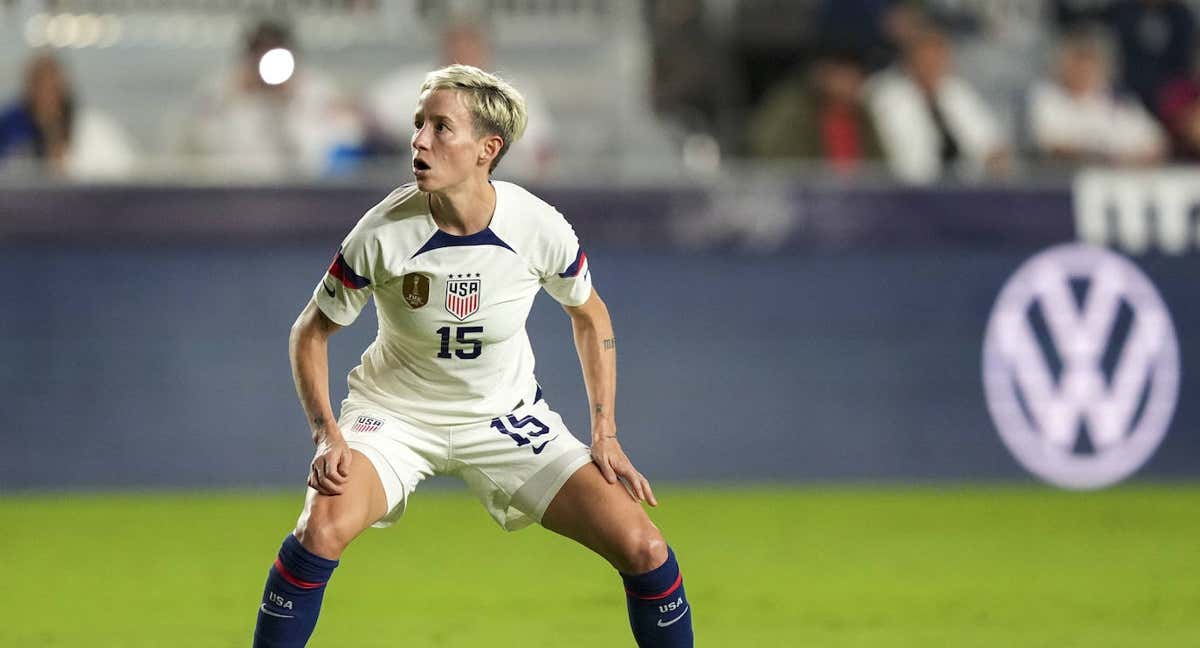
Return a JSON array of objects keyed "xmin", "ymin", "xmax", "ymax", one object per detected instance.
[{"xmin": 328, "ymin": 252, "xmax": 370, "ymax": 289}]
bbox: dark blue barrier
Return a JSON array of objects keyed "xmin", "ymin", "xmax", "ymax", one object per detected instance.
[
  {"xmin": 0, "ymin": 184, "xmax": 1072, "ymax": 249},
  {"xmin": 0, "ymin": 185, "xmax": 1194, "ymax": 490}
]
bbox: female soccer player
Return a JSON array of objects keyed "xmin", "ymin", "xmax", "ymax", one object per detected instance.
[{"xmin": 252, "ymin": 65, "xmax": 694, "ymax": 647}]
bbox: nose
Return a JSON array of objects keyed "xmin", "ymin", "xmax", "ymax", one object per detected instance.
[{"xmin": 412, "ymin": 124, "xmax": 431, "ymax": 152}]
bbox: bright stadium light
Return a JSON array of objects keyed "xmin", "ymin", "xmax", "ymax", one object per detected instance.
[
  {"xmin": 25, "ymin": 13, "xmax": 49, "ymax": 47},
  {"xmin": 74, "ymin": 14, "xmax": 102, "ymax": 48},
  {"xmin": 46, "ymin": 13, "xmax": 80, "ymax": 49},
  {"xmin": 258, "ymin": 47, "xmax": 295, "ymax": 85}
]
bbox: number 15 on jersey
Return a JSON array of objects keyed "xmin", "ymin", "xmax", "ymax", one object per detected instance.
[{"xmin": 436, "ymin": 326, "xmax": 483, "ymax": 359}]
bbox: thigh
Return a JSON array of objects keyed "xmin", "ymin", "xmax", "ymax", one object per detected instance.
[
  {"xmin": 338, "ymin": 405, "xmax": 442, "ymax": 528},
  {"xmin": 295, "ymin": 449, "xmax": 389, "ymax": 558},
  {"xmin": 540, "ymin": 460, "xmax": 663, "ymax": 570}
]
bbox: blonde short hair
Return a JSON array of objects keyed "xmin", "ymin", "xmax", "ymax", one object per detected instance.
[{"xmin": 420, "ymin": 64, "xmax": 528, "ymax": 171}]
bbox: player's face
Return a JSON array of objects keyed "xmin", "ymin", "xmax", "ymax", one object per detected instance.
[{"xmin": 411, "ymin": 89, "xmax": 490, "ymax": 193}]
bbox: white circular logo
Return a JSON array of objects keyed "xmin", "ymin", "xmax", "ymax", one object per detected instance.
[{"xmin": 982, "ymin": 243, "xmax": 1180, "ymax": 489}]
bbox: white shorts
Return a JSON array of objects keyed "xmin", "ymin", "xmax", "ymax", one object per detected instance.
[{"xmin": 331, "ymin": 396, "xmax": 593, "ymax": 531}]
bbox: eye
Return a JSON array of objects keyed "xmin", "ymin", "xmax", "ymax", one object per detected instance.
[{"xmin": 435, "ymin": 123, "xmax": 449, "ymax": 132}]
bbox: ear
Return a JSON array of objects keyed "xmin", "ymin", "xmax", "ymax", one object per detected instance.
[{"xmin": 478, "ymin": 134, "xmax": 505, "ymax": 166}]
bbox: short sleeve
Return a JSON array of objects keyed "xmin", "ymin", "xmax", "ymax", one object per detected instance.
[
  {"xmin": 1110, "ymin": 100, "xmax": 1165, "ymax": 158},
  {"xmin": 313, "ymin": 230, "xmax": 375, "ymax": 326},
  {"xmin": 539, "ymin": 215, "xmax": 593, "ymax": 307}
]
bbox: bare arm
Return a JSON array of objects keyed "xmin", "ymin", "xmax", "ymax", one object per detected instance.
[
  {"xmin": 290, "ymin": 298, "xmax": 352, "ymax": 494},
  {"xmin": 564, "ymin": 289, "xmax": 657, "ymax": 506}
]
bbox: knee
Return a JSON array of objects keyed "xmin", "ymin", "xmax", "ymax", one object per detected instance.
[
  {"xmin": 294, "ymin": 507, "xmax": 358, "ymax": 560},
  {"xmin": 612, "ymin": 526, "xmax": 669, "ymax": 575}
]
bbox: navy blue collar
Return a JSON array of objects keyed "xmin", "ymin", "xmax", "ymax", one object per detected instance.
[{"xmin": 411, "ymin": 226, "xmax": 515, "ymax": 258}]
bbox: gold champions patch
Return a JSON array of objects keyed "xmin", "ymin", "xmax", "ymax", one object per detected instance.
[{"xmin": 402, "ymin": 272, "xmax": 431, "ymax": 309}]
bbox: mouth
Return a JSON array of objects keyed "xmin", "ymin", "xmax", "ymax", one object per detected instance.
[{"xmin": 412, "ymin": 158, "xmax": 431, "ymax": 176}]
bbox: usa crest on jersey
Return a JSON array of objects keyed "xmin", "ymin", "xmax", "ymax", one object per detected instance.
[{"xmin": 446, "ymin": 274, "xmax": 481, "ymax": 321}]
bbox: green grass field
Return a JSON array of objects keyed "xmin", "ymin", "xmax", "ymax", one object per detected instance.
[{"xmin": 3, "ymin": 484, "xmax": 1199, "ymax": 647}]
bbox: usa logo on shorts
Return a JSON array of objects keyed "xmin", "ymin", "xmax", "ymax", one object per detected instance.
[
  {"xmin": 352, "ymin": 416, "xmax": 384, "ymax": 433},
  {"xmin": 446, "ymin": 274, "xmax": 481, "ymax": 321}
]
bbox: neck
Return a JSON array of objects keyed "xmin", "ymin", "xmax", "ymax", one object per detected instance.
[
  {"xmin": 1064, "ymin": 81, "xmax": 1098, "ymax": 99},
  {"xmin": 429, "ymin": 178, "xmax": 496, "ymax": 236}
]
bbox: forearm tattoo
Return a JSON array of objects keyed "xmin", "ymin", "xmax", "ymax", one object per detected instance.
[{"xmin": 602, "ymin": 337, "xmax": 616, "ymax": 351}]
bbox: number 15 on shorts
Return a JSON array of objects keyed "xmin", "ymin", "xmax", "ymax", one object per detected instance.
[{"xmin": 491, "ymin": 413, "xmax": 558, "ymax": 454}]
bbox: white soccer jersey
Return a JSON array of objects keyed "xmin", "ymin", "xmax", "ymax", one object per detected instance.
[{"xmin": 313, "ymin": 181, "xmax": 592, "ymax": 426}]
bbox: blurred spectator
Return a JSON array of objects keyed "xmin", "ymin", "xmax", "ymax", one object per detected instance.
[
  {"xmin": 1106, "ymin": 0, "xmax": 1196, "ymax": 114},
  {"xmin": 366, "ymin": 16, "xmax": 556, "ymax": 179},
  {"xmin": 173, "ymin": 20, "xmax": 364, "ymax": 178},
  {"xmin": 1158, "ymin": 44, "xmax": 1200, "ymax": 159},
  {"xmin": 866, "ymin": 25, "xmax": 1008, "ymax": 184},
  {"xmin": 947, "ymin": 0, "xmax": 1053, "ymax": 143},
  {"xmin": 747, "ymin": 48, "xmax": 882, "ymax": 172},
  {"xmin": 815, "ymin": 0, "xmax": 928, "ymax": 72},
  {"xmin": 0, "ymin": 52, "xmax": 136, "ymax": 180},
  {"xmin": 652, "ymin": 0, "xmax": 741, "ymax": 149},
  {"xmin": 1029, "ymin": 27, "xmax": 1166, "ymax": 166}
]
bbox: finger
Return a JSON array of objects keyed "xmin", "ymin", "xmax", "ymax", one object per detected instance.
[
  {"xmin": 612, "ymin": 459, "xmax": 637, "ymax": 489},
  {"xmin": 313, "ymin": 464, "xmax": 343, "ymax": 495},
  {"xmin": 595, "ymin": 454, "xmax": 618, "ymax": 484},
  {"xmin": 309, "ymin": 469, "xmax": 329, "ymax": 495},
  {"xmin": 629, "ymin": 471, "xmax": 646, "ymax": 502},
  {"xmin": 320, "ymin": 454, "xmax": 348, "ymax": 484},
  {"xmin": 324, "ymin": 459, "xmax": 348, "ymax": 484},
  {"xmin": 319, "ymin": 472, "xmax": 344, "ymax": 495},
  {"xmin": 616, "ymin": 460, "xmax": 647, "ymax": 503},
  {"xmin": 612, "ymin": 461, "xmax": 639, "ymax": 500},
  {"xmin": 642, "ymin": 477, "xmax": 658, "ymax": 507},
  {"xmin": 338, "ymin": 449, "xmax": 353, "ymax": 478},
  {"xmin": 617, "ymin": 475, "xmax": 638, "ymax": 501}
]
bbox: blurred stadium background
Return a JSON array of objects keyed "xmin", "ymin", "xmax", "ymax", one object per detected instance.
[{"xmin": 2, "ymin": 0, "xmax": 1199, "ymax": 645}]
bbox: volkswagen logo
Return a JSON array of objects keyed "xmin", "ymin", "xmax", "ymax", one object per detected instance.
[{"xmin": 982, "ymin": 243, "xmax": 1180, "ymax": 489}]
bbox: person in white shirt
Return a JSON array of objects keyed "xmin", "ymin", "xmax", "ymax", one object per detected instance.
[
  {"xmin": 1028, "ymin": 26, "xmax": 1167, "ymax": 166},
  {"xmin": 867, "ymin": 25, "xmax": 1009, "ymax": 184},
  {"xmin": 251, "ymin": 65, "xmax": 693, "ymax": 648},
  {"xmin": 174, "ymin": 20, "xmax": 364, "ymax": 179}
]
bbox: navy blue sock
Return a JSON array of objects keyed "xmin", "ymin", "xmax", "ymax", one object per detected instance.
[
  {"xmin": 621, "ymin": 546, "xmax": 694, "ymax": 647},
  {"xmin": 253, "ymin": 534, "xmax": 339, "ymax": 648}
]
